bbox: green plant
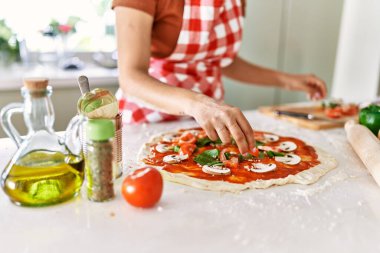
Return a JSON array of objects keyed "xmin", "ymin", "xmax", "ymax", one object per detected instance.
[
  {"xmin": 41, "ymin": 16, "xmax": 81, "ymax": 37},
  {"xmin": 0, "ymin": 19, "xmax": 20, "ymax": 62}
]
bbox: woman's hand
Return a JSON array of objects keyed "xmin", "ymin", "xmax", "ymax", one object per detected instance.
[
  {"xmin": 280, "ymin": 73, "xmax": 327, "ymax": 100},
  {"xmin": 186, "ymin": 94, "xmax": 255, "ymax": 154}
]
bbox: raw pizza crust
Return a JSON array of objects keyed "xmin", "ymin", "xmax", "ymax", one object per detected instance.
[{"xmin": 138, "ymin": 131, "xmax": 338, "ymax": 193}]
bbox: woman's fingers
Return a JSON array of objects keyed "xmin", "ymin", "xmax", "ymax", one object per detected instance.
[
  {"xmin": 214, "ymin": 120, "xmax": 231, "ymax": 144},
  {"xmin": 225, "ymin": 120, "xmax": 249, "ymax": 154},
  {"xmin": 306, "ymin": 75, "xmax": 327, "ymax": 100},
  {"xmin": 192, "ymin": 97, "xmax": 252, "ymax": 154},
  {"xmin": 203, "ymin": 122, "xmax": 218, "ymax": 141},
  {"xmin": 236, "ymin": 112, "xmax": 255, "ymax": 150}
]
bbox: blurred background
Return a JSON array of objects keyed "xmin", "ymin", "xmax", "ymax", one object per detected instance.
[{"xmin": 0, "ymin": 0, "xmax": 379, "ymax": 137}]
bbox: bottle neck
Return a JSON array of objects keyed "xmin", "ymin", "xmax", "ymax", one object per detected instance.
[{"xmin": 22, "ymin": 87, "xmax": 55, "ymax": 133}]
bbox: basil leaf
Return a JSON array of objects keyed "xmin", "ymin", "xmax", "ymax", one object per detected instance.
[
  {"xmin": 196, "ymin": 137, "xmax": 213, "ymax": 147},
  {"xmin": 203, "ymin": 149, "xmax": 219, "ymax": 158},
  {"xmin": 266, "ymin": 151, "xmax": 275, "ymax": 158},
  {"xmin": 255, "ymin": 140, "xmax": 265, "ymax": 147},
  {"xmin": 214, "ymin": 138, "xmax": 223, "ymax": 145},
  {"xmin": 259, "ymin": 151, "xmax": 265, "ymax": 159},
  {"xmin": 244, "ymin": 153, "xmax": 254, "ymax": 160},
  {"xmin": 173, "ymin": 145, "xmax": 180, "ymax": 153},
  {"xmin": 194, "ymin": 149, "xmax": 220, "ymax": 165},
  {"xmin": 224, "ymin": 152, "xmax": 231, "ymax": 160},
  {"xmin": 196, "ymin": 137, "xmax": 223, "ymax": 147},
  {"xmin": 208, "ymin": 161, "xmax": 224, "ymax": 166},
  {"xmin": 271, "ymin": 151, "xmax": 285, "ymax": 157},
  {"xmin": 238, "ymin": 154, "xmax": 244, "ymax": 162}
]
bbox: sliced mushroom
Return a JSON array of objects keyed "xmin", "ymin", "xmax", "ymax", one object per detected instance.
[
  {"xmin": 257, "ymin": 145, "xmax": 275, "ymax": 152},
  {"xmin": 163, "ymin": 154, "xmax": 188, "ymax": 164},
  {"xmin": 155, "ymin": 144, "xmax": 171, "ymax": 153},
  {"xmin": 263, "ymin": 134, "xmax": 279, "ymax": 142},
  {"xmin": 202, "ymin": 165, "xmax": 231, "ymax": 175},
  {"xmin": 278, "ymin": 141, "xmax": 297, "ymax": 152},
  {"xmin": 275, "ymin": 154, "xmax": 301, "ymax": 165},
  {"xmin": 162, "ymin": 133, "xmax": 179, "ymax": 143},
  {"xmin": 249, "ymin": 163, "xmax": 277, "ymax": 173}
]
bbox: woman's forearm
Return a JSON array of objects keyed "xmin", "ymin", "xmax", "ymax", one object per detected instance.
[
  {"xmin": 118, "ymin": 69, "xmax": 203, "ymax": 116},
  {"xmin": 221, "ymin": 56, "xmax": 327, "ymax": 100},
  {"xmin": 222, "ymin": 56, "xmax": 287, "ymax": 87}
]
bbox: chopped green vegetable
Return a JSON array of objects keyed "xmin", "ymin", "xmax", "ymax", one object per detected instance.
[
  {"xmin": 194, "ymin": 149, "xmax": 220, "ymax": 165},
  {"xmin": 196, "ymin": 137, "xmax": 213, "ymax": 147},
  {"xmin": 271, "ymin": 151, "xmax": 285, "ymax": 157},
  {"xmin": 244, "ymin": 153, "xmax": 254, "ymax": 160},
  {"xmin": 255, "ymin": 140, "xmax": 265, "ymax": 147},
  {"xmin": 224, "ymin": 152, "xmax": 231, "ymax": 160},
  {"xmin": 259, "ymin": 151, "xmax": 265, "ymax": 159},
  {"xmin": 203, "ymin": 149, "xmax": 219, "ymax": 158},
  {"xmin": 322, "ymin": 101, "xmax": 339, "ymax": 109},
  {"xmin": 266, "ymin": 150, "xmax": 285, "ymax": 158},
  {"xmin": 208, "ymin": 161, "xmax": 224, "ymax": 166},
  {"xmin": 214, "ymin": 138, "xmax": 223, "ymax": 145},
  {"xmin": 173, "ymin": 145, "xmax": 180, "ymax": 153},
  {"xmin": 196, "ymin": 137, "xmax": 223, "ymax": 147},
  {"xmin": 266, "ymin": 151, "xmax": 275, "ymax": 158},
  {"xmin": 238, "ymin": 154, "xmax": 244, "ymax": 162}
]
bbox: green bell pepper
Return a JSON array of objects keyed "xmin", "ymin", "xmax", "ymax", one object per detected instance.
[{"xmin": 359, "ymin": 104, "xmax": 380, "ymax": 135}]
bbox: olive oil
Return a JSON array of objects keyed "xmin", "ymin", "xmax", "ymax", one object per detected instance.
[{"xmin": 1, "ymin": 150, "xmax": 84, "ymax": 207}]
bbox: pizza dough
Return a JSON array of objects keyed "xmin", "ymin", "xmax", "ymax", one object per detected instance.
[{"xmin": 138, "ymin": 130, "xmax": 338, "ymax": 192}]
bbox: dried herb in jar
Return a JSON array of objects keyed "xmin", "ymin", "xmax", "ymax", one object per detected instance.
[{"xmin": 85, "ymin": 119, "xmax": 115, "ymax": 202}]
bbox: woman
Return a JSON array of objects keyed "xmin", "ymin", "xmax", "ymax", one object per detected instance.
[{"xmin": 112, "ymin": 0, "xmax": 327, "ymax": 154}]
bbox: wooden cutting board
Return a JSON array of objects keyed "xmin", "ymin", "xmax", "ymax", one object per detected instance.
[{"xmin": 259, "ymin": 103, "xmax": 357, "ymax": 130}]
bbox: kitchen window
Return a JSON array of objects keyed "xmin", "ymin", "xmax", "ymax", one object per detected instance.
[{"xmin": 0, "ymin": 0, "xmax": 115, "ymax": 54}]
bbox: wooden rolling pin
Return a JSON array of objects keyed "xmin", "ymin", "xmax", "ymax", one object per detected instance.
[{"xmin": 345, "ymin": 120, "xmax": 380, "ymax": 186}]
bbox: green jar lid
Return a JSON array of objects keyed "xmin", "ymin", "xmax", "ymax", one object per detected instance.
[{"xmin": 86, "ymin": 119, "xmax": 115, "ymax": 141}]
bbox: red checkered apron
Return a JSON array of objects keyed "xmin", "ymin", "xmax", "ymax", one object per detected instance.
[{"xmin": 116, "ymin": 0, "xmax": 244, "ymax": 123}]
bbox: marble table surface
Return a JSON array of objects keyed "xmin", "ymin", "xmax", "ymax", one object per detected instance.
[{"xmin": 0, "ymin": 111, "xmax": 379, "ymax": 253}]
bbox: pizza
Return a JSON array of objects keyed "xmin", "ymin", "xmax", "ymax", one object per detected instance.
[{"xmin": 139, "ymin": 128, "xmax": 337, "ymax": 192}]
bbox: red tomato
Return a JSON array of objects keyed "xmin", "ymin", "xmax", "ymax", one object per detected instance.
[
  {"xmin": 179, "ymin": 132, "xmax": 196, "ymax": 144},
  {"xmin": 197, "ymin": 131, "xmax": 207, "ymax": 139},
  {"xmin": 249, "ymin": 147, "xmax": 259, "ymax": 157},
  {"xmin": 219, "ymin": 147, "xmax": 238, "ymax": 161},
  {"xmin": 121, "ymin": 167, "xmax": 163, "ymax": 208},
  {"xmin": 325, "ymin": 107, "xmax": 343, "ymax": 119},
  {"xmin": 342, "ymin": 104, "xmax": 359, "ymax": 116},
  {"xmin": 179, "ymin": 143, "xmax": 196, "ymax": 156},
  {"xmin": 223, "ymin": 157, "xmax": 239, "ymax": 169}
]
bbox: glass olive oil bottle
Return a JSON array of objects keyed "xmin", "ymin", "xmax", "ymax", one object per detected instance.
[
  {"xmin": 2, "ymin": 150, "xmax": 84, "ymax": 206},
  {"xmin": 0, "ymin": 78, "xmax": 85, "ymax": 207}
]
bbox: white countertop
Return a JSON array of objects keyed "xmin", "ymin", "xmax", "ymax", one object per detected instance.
[{"xmin": 1, "ymin": 111, "xmax": 380, "ymax": 253}]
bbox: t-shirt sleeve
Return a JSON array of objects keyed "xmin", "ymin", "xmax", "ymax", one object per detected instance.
[{"xmin": 112, "ymin": 0, "xmax": 157, "ymax": 16}]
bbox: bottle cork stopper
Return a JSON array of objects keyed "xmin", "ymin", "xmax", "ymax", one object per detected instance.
[{"xmin": 23, "ymin": 78, "xmax": 49, "ymax": 90}]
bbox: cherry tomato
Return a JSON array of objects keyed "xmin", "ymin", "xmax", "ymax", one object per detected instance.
[
  {"xmin": 121, "ymin": 167, "xmax": 163, "ymax": 208},
  {"xmin": 179, "ymin": 143, "xmax": 196, "ymax": 156},
  {"xmin": 223, "ymin": 157, "xmax": 239, "ymax": 169},
  {"xmin": 325, "ymin": 107, "xmax": 343, "ymax": 119},
  {"xmin": 179, "ymin": 132, "xmax": 197, "ymax": 144},
  {"xmin": 219, "ymin": 147, "xmax": 239, "ymax": 161},
  {"xmin": 249, "ymin": 147, "xmax": 260, "ymax": 157},
  {"xmin": 342, "ymin": 104, "xmax": 359, "ymax": 116}
]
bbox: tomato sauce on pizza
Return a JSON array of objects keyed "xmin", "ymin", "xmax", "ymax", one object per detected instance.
[{"xmin": 143, "ymin": 128, "xmax": 320, "ymax": 184}]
